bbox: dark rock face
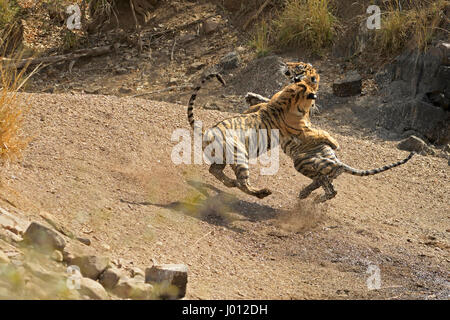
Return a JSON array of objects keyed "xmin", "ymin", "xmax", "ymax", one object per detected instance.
[
  {"xmin": 378, "ymin": 98, "xmax": 450, "ymax": 145},
  {"xmin": 375, "ymin": 42, "xmax": 450, "ymax": 145}
]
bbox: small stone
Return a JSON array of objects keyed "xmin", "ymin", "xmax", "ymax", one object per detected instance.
[
  {"xmin": 84, "ymin": 87, "xmax": 100, "ymax": 94},
  {"xmin": 187, "ymin": 61, "xmax": 206, "ymax": 74},
  {"xmin": 70, "ymin": 255, "xmax": 110, "ymax": 280},
  {"xmin": 437, "ymin": 42, "xmax": 450, "ymax": 65},
  {"xmin": 219, "ymin": 51, "xmax": 240, "ymax": 70},
  {"xmin": 114, "ymin": 67, "xmax": 128, "ymax": 75},
  {"xmin": 398, "ymin": 135, "xmax": 431, "ymax": 155},
  {"xmin": 119, "ymin": 87, "xmax": 132, "ymax": 94},
  {"xmin": 332, "ymin": 71, "xmax": 362, "ymax": 97},
  {"xmin": 76, "ymin": 237, "xmax": 91, "ymax": 246},
  {"xmin": 99, "ymin": 267, "xmax": 123, "ymax": 290},
  {"xmin": 130, "ymin": 267, "xmax": 145, "ymax": 279},
  {"xmin": 168, "ymin": 78, "xmax": 179, "ymax": 86},
  {"xmin": 23, "ymin": 222, "xmax": 66, "ymax": 252},
  {"xmin": 201, "ymin": 19, "xmax": 219, "ymax": 35},
  {"xmin": 112, "ymin": 277, "xmax": 154, "ymax": 300},
  {"xmin": 178, "ymin": 33, "xmax": 196, "ymax": 44},
  {"xmin": 0, "ymin": 250, "xmax": 10, "ymax": 264},
  {"xmin": 78, "ymin": 277, "xmax": 109, "ymax": 300},
  {"xmin": 145, "ymin": 264, "xmax": 188, "ymax": 299},
  {"xmin": 51, "ymin": 250, "xmax": 63, "ymax": 262}
]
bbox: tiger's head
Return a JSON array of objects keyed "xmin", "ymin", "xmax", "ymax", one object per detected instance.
[
  {"xmin": 270, "ymin": 77, "xmax": 317, "ymax": 120},
  {"xmin": 283, "ymin": 62, "xmax": 320, "ymax": 92}
]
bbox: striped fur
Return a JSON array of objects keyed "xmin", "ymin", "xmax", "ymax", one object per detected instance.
[
  {"xmin": 282, "ymin": 138, "xmax": 415, "ymax": 202},
  {"xmin": 243, "ymin": 61, "xmax": 320, "ymax": 116},
  {"xmin": 187, "ymin": 72, "xmax": 338, "ymax": 199}
]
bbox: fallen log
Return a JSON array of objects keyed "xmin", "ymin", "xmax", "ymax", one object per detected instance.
[{"xmin": 1, "ymin": 45, "xmax": 114, "ymax": 69}]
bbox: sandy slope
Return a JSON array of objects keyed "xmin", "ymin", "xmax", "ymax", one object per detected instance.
[{"xmin": 1, "ymin": 92, "xmax": 448, "ymax": 299}]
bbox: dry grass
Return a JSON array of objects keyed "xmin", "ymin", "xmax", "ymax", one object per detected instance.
[
  {"xmin": 250, "ymin": 20, "xmax": 272, "ymax": 58},
  {"xmin": 375, "ymin": 0, "xmax": 450, "ymax": 54},
  {"xmin": 0, "ymin": 34, "xmax": 37, "ymax": 164},
  {"xmin": 274, "ymin": 0, "xmax": 338, "ymax": 55}
]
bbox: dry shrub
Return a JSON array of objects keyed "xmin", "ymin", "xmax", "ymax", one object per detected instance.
[
  {"xmin": 375, "ymin": 0, "xmax": 450, "ymax": 54},
  {"xmin": 274, "ymin": 0, "xmax": 338, "ymax": 55},
  {"xmin": 0, "ymin": 34, "xmax": 36, "ymax": 165},
  {"xmin": 250, "ymin": 20, "xmax": 272, "ymax": 57}
]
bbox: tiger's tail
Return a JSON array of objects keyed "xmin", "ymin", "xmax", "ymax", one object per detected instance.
[
  {"xmin": 341, "ymin": 152, "xmax": 414, "ymax": 176},
  {"xmin": 187, "ymin": 73, "xmax": 226, "ymax": 131}
]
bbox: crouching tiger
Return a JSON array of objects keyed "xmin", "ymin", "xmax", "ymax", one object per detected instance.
[
  {"xmin": 282, "ymin": 138, "xmax": 415, "ymax": 202},
  {"xmin": 187, "ymin": 73, "xmax": 339, "ymax": 199}
]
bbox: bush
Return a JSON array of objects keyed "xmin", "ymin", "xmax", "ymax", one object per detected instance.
[
  {"xmin": 274, "ymin": 0, "xmax": 337, "ymax": 55},
  {"xmin": 375, "ymin": 0, "xmax": 450, "ymax": 54},
  {"xmin": 250, "ymin": 20, "xmax": 272, "ymax": 58},
  {"xmin": 0, "ymin": 55, "xmax": 34, "ymax": 164}
]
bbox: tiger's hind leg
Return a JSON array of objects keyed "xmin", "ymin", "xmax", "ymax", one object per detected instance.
[
  {"xmin": 298, "ymin": 179, "xmax": 321, "ymax": 199},
  {"xmin": 209, "ymin": 164, "xmax": 237, "ymax": 188},
  {"xmin": 315, "ymin": 177, "xmax": 337, "ymax": 203},
  {"xmin": 232, "ymin": 164, "xmax": 272, "ymax": 199}
]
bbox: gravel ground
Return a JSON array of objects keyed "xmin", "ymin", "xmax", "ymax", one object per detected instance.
[{"xmin": 0, "ymin": 92, "xmax": 448, "ymax": 299}]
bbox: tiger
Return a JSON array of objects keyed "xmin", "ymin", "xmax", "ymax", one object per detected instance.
[
  {"xmin": 187, "ymin": 73, "xmax": 339, "ymax": 199},
  {"xmin": 244, "ymin": 61, "xmax": 320, "ymax": 115},
  {"xmin": 282, "ymin": 137, "xmax": 415, "ymax": 202}
]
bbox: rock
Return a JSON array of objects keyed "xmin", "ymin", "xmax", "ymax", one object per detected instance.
[
  {"xmin": 51, "ymin": 250, "xmax": 63, "ymax": 262},
  {"xmin": 332, "ymin": 70, "xmax": 362, "ymax": 97},
  {"xmin": 70, "ymin": 255, "xmax": 110, "ymax": 280},
  {"xmin": 23, "ymin": 262, "xmax": 61, "ymax": 282},
  {"xmin": 99, "ymin": 267, "xmax": 123, "ymax": 290},
  {"xmin": 201, "ymin": 18, "xmax": 219, "ymax": 35},
  {"xmin": 187, "ymin": 62, "xmax": 206, "ymax": 74},
  {"xmin": 114, "ymin": 67, "xmax": 128, "ymax": 75},
  {"xmin": 228, "ymin": 56, "xmax": 288, "ymax": 97},
  {"xmin": 62, "ymin": 248, "xmax": 75, "ymax": 263},
  {"xmin": 130, "ymin": 267, "xmax": 145, "ymax": 279},
  {"xmin": 168, "ymin": 78, "xmax": 179, "ymax": 86},
  {"xmin": 218, "ymin": 51, "xmax": 240, "ymax": 71},
  {"xmin": 119, "ymin": 87, "xmax": 132, "ymax": 94},
  {"xmin": 78, "ymin": 277, "xmax": 109, "ymax": 300},
  {"xmin": 76, "ymin": 237, "xmax": 91, "ymax": 246},
  {"xmin": 0, "ymin": 250, "xmax": 10, "ymax": 264},
  {"xmin": 443, "ymin": 144, "xmax": 450, "ymax": 153},
  {"xmin": 378, "ymin": 98, "xmax": 450, "ymax": 145},
  {"xmin": 145, "ymin": 264, "xmax": 188, "ymax": 299},
  {"xmin": 437, "ymin": 42, "xmax": 450, "ymax": 66},
  {"xmin": 112, "ymin": 277, "xmax": 154, "ymax": 300},
  {"xmin": 23, "ymin": 222, "xmax": 66, "ymax": 252},
  {"xmin": 398, "ymin": 136, "xmax": 431, "ymax": 154},
  {"xmin": 178, "ymin": 33, "xmax": 196, "ymax": 44},
  {"xmin": 84, "ymin": 87, "xmax": 100, "ymax": 94},
  {"xmin": 245, "ymin": 92, "xmax": 269, "ymax": 106}
]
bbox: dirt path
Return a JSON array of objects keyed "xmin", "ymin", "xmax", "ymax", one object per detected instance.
[{"xmin": 1, "ymin": 92, "xmax": 448, "ymax": 299}]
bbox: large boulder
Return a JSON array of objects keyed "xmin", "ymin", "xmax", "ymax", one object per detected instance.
[
  {"xmin": 375, "ymin": 43, "xmax": 450, "ymax": 145},
  {"xmin": 23, "ymin": 222, "xmax": 66, "ymax": 253},
  {"xmin": 376, "ymin": 98, "xmax": 450, "ymax": 145}
]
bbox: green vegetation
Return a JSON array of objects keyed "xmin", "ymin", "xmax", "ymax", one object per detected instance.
[
  {"xmin": 375, "ymin": 0, "xmax": 450, "ymax": 54},
  {"xmin": 274, "ymin": 0, "xmax": 337, "ymax": 55}
]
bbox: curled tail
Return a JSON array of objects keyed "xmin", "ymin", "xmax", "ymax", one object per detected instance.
[
  {"xmin": 187, "ymin": 73, "xmax": 226, "ymax": 130},
  {"xmin": 342, "ymin": 152, "xmax": 414, "ymax": 176}
]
